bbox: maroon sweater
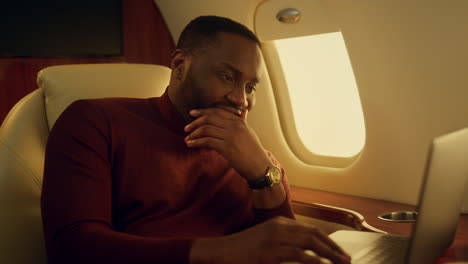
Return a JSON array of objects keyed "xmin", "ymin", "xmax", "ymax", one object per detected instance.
[{"xmin": 41, "ymin": 90, "xmax": 294, "ymax": 264}]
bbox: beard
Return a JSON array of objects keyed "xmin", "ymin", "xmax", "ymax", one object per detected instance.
[{"xmin": 178, "ymin": 69, "xmax": 205, "ymax": 111}]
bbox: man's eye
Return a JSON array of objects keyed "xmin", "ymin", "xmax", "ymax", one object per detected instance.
[
  {"xmin": 218, "ymin": 73, "xmax": 234, "ymax": 82},
  {"xmin": 247, "ymin": 85, "xmax": 257, "ymax": 94}
]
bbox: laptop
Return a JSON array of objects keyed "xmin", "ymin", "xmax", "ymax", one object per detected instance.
[{"xmin": 329, "ymin": 127, "xmax": 468, "ymax": 264}]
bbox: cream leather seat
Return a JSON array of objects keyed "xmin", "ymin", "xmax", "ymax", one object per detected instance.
[{"xmin": 0, "ymin": 63, "xmax": 171, "ymax": 263}]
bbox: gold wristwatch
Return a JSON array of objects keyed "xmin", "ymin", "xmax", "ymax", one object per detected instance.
[{"xmin": 248, "ymin": 165, "xmax": 283, "ymax": 189}]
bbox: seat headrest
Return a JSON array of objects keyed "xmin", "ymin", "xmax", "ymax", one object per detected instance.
[{"xmin": 37, "ymin": 63, "xmax": 171, "ymax": 130}]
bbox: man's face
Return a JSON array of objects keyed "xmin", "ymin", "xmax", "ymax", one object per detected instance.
[{"xmin": 179, "ymin": 32, "xmax": 262, "ymax": 120}]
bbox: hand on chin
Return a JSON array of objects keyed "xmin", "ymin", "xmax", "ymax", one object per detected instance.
[{"xmin": 184, "ymin": 107, "xmax": 271, "ymax": 181}]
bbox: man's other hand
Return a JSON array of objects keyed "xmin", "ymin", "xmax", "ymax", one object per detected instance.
[
  {"xmin": 184, "ymin": 107, "xmax": 273, "ymax": 181},
  {"xmin": 190, "ymin": 216, "xmax": 351, "ymax": 264}
]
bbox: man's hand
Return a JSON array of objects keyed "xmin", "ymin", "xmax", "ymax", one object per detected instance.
[
  {"xmin": 190, "ymin": 216, "xmax": 351, "ymax": 264},
  {"xmin": 184, "ymin": 107, "xmax": 272, "ymax": 181}
]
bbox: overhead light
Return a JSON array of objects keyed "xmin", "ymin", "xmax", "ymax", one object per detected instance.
[{"xmin": 276, "ymin": 8, "xmax": 301, "ymax": 24}]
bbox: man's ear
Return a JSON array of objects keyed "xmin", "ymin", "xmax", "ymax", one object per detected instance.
[{"xmin": 171, "ymin": 49, "xmax": 187, "ymax": 81}]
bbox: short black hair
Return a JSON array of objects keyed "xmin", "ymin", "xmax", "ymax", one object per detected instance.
[{"xmin": 177, "ymin": 15, "xmax": 261, "ymax": 54}]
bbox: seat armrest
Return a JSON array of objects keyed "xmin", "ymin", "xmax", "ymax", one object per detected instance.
[{"xmin": 292, "ymin": 201, "xmax": 386, "ymax": 234}]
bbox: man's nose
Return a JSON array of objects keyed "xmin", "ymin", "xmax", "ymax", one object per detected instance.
[{"xmin": 226, "ymin": 85, "xmax": 248, "ymax": 108}]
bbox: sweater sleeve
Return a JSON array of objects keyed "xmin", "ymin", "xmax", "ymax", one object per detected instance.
[
  {"xmin": 251, "ymin": 152, "xmax": 296, "ymax": 225},
  {"xmin": 41, "ymin": 100, "xmax": 193, "ymax": 264}
]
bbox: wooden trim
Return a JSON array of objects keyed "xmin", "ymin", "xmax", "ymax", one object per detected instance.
[{"xmin": 292, "ymin": 201, "xmax": 386, "ymax": 233}]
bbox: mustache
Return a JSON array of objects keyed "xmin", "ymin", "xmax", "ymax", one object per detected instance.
[{"xmin": 211, "ymin": 103, "xmax": 245, "ymax": 115}]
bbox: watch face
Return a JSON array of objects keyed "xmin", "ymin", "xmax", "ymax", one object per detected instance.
[{"xmin": 270, "ymin": 166, "xmax": 282, "ymax": 184}]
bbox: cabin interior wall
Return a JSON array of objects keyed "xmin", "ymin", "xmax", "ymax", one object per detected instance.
[
  {"xmin": 0, "ymin": 0, "xmax": 175, "ymax": 124},
  {"xmin": 156, "ymin": 0, "xmax": 468, "ymax": 212}
]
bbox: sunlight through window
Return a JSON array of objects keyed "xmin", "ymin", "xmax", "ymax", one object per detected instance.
[{"xmin": 275, "ymin": 32, "xmax": 366, "ymax": 157}]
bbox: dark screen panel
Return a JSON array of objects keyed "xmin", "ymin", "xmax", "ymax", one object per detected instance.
[{"xmin": 0, "ymin": 0, "xmax": 122, "ymax": 57}]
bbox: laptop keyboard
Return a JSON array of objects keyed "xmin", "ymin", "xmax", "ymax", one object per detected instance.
[{"xmin": 352, "ymin": 235, "xmax": 410, "ymax": 264}]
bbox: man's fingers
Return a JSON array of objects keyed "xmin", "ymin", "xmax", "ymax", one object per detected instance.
[
  {"xmin": 186, "ymin": 107, "xmax": 242, "ymax": 132},
  {"xmin": 291, "ymin": 221, "xmax": 349, "ymax": 259},
  {"xmin": 317, "ymin": 231, "xmax": 349, "ymax": 257},
  {"xmin": 304, "ymin": 250, "xmax": 333, "ymax": 264},
  {"xmin": 272, "ymin": 220, "xmax": 350, "ymax": 264},
  {"xmin": 185, "ymin": 124, "xmax": 226, "ymax": 142},
  {"xmin": 185, "ymin": 137, "xmax": 224, "ymax": 151},
  {"xmin": 190, "ymin": 107, "xmax": 241, "ymax": 119},
  {"xmin": 277, "ymin": 233, "xmax": 349, "ymax": 264},
  {"xmin": 307, "ymin": 227, "xmax": 349, "ymax": 259},
  {"xmin": 185, "ymin": 114, "xmax": 226, "ymax": 133},
  {"xmin": 303, "ymin": 228, "xmax": 350, "ymax": 263},
  {"xmin": 302, "ymin": 228, "xmax": 347, "ymax": 255},
  {"xmin": 304, "ymin": 236, "xmax": 349, "ymax": 264}
]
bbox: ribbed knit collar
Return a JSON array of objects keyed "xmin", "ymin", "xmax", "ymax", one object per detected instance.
[{"xmin": 155, "ymin": 88, "xmax": 188, "ymax": 135}]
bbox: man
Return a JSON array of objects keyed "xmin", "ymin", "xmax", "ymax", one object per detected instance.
[{"xmin": 41, "ymin": 16, "xmax": 350, "ymax": 264}]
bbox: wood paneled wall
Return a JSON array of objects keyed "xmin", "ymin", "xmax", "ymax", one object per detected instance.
[{"xmin": 0, "ymin": 0, "xmax": 175, "ymax": 124}]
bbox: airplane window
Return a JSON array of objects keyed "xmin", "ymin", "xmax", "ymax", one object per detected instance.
[{"xmin": 274, "ymin": 32, "xmax": 366, "ymax": 158}]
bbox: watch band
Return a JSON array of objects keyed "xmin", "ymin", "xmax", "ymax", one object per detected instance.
[
  {"xmin": 248, "ymin": 165, "xmax": 282, "ymax": 189},
  {"xmin": 248, "ymin": 175, "xmax": 273, "ymax": 189}
]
